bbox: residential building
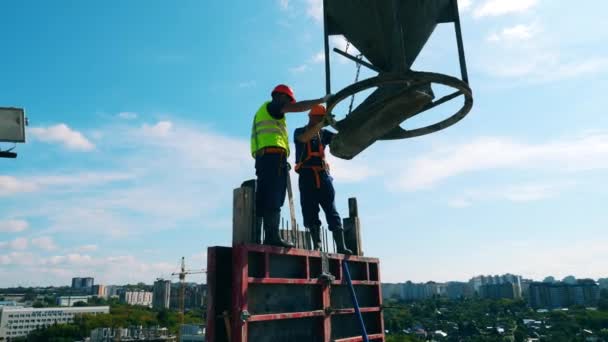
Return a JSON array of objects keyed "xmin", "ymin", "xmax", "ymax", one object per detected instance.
[
  {"xmin": 469, "ymin": 274, "xmax": 522, "ymax": 298},
  {"xmin": 528, "ymin": 279, "xmax": 600, "ymax": 309},
  {"xmin": 479, "ymin": 282, "xmax": 519, "ymax": 300},
  {"xmin": 0, "ymin": 302, "xmax": 17, "ymax": 307},
  {"xmin": 0, "ymin": 306, "xmax": 109, "ymax": 340},
  {"xmin": 90, "ymin": 326, "xmax": 170, "ymax": 342},
  {"xmin": 91, "ymin": 285, "xmax": 106, "ymax": 298},
  {"xmin": 120, "ymin": 291, "xmax": 153, "ymax": 307},
  {"xmin": 71, "ymin": 277, "xmax": 95, "ymax": 291},
  {"xmin": 520, "ymin": 278, "xmax": 534, "ymax": 297},
  {"xmin": 104, "ymin": 285, "xmax": 122, "ymax": 298},
  {"xmin": 56, "ymin": 296, "xmax": 90, "ymax": 307},
  {"xmin": 153, "ymin": 279, "xmax": 171, "ymax": 310},
  {"xmin": 446, "ymin": 282, "xmax": 473, "ymax": 299},
  {"xmin": 0, "ymin": 295, "xmax": 24, "ymax": 303},
  {"xmin": 381, "ymin": 284, "xmax": 402, "ymax": 300}
]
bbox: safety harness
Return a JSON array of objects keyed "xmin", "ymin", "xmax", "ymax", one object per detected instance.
[{"xmin": 295, "ymin": 131, "xmax": 329, "ymax": 189}]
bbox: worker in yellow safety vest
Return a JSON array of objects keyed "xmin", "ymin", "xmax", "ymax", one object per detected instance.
[
  {"xmin": 293, "ymin": 104, "xmax": 352, "ymax": 254},
  {"xmin": 250, "ymin": 84, "xmax": 331, "ymax": 247}
]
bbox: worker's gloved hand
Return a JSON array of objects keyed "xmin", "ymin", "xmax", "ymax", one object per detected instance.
[
  {"xmin": 323, "ymin": 114, "xmax": 337, "ymax": 127},
  {"xmin": 321, "ymin": 93, "xmax": 333, "ymax": 103}
]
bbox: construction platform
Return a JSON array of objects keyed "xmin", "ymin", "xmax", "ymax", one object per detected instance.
[
  {"xmin": 206, "ymin": 244, "xmax": 384, "ymax": 342},
  {"xmin": 205, "ymin": 181, "xmax": 385, "ymax": 341}
]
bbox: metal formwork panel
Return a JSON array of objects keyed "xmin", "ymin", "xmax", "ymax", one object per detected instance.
[{"xmin": 229, "ymin": 244, "xmax": 384, "ymax": 342}]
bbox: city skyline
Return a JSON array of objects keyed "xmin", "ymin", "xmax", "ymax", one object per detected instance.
[{"xmin": 1, "ymin": 1, "xmax": 608, "ymax": 286}]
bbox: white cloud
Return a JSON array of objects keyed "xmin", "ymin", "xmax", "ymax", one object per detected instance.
[
  {"xmin": 118, "ymin": 112, "xmax": 138, "ymax": 120},
  {"xmin": 74, "ymin": 244, "xmax": 98, "ymax": 252},
  {"xmin": 306, "ymin": 0, "xmax": 323, "ymax": 22},
  {"xmin": 140, "ymin": 121, "xmax": 173, "ymax": 138},
  {"xmin": 459, "ymin": 0, "xmax": 473, "ymax": 12},
  {"xmin": 1, "ymin": 237, "xmax": 29, "ymax": 250},
  {"xmin": 29, "ymin": 124, "xmax": 95, "ymax": 151},
  {"xmin": 326, "ymin": 154, "xmax": 376, "ymax": 183},
  {"xmin": 31, "ymin": 236, "xmax": 58, "ymax": 251},
  {"xmin": 487, "ymin": 23, "xmax": 539, "ymax": 42},
  {"xmin": 0, "ymin": 172, "xmax": 134, "ymax": 197},
  {"xmin": 238, "ymin": 80, "xmax": 257, "ymax": 88},
  {"xmin": 290, "ymin": 64, "xmax": 309, "ymax": 73},
  {"xmin": 449, "ymin": 181, "xmax": 576, "ymax": 207},
  {"xmin": 480, "ymin": 48, "xmax": 608, "ymax": 82},
  {"xmin": 278, "ymin": 0, "xmax": 289, "ymax": 11},
  {"xmin": 0, "ymin": 251, "xmax": 206, "ymax": 286},
  {"xmin": 447, "ymin": 198, "xmax": 472, "ymax": 208},
  {"xmin": 0, "ymin": 219, "xmax": 29, "ymax": 233},
  {"xmin": 395, "ymin": 133, "xmax": 608, "ymax": 191},
  {"xmin": 311, "ymin": 51, "xmax": 325, "ymax": 64},
  {"xmin": 473, "ymin": 0, "xmax": 538, "ymax": 17},
  {"xmin": 11, "ymin": 120, "xmax": 251, "ymax": 240},
  {"xmin": 0, "ymin": 176, "xmax": 38, "ymax": 196}
]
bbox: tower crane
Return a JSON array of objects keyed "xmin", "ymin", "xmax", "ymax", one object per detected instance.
[{"xmin": 171, "ymin": 256, "xmax": 206, "ymax": 338}]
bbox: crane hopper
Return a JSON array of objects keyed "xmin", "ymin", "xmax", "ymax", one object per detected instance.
[{"xmin": 323, "ymin": 0, "xmax": 474, "ymax": 159}]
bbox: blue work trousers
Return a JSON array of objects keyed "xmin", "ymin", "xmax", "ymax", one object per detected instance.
[
  {"xmin": 298, "ymin": 169, "xmax": 342, "ymax": 231},
  {"xmin": 255, "ymin": 153, "xmax": 288, "ymax": 217}
]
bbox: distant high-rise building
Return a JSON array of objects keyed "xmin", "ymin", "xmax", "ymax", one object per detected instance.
[
  {"xmin": 598, "ymin": 278, "xmax": 608, "ymax": 290},
  {"xmin": 469, "ymin": 274, "xmax": 522, "ymax": 298},
  {"xmin": 543, "ymin": 276, "xmax": 556, "ymax": 284},
  {"xmin": 381, "ymin": 284, "xmax": 402, "ymax": 300},
  {"xmin": 104, "ymin": 285, "xmax": 122, "ymax": 298},
  {"xmin": 528, "ymin": 279, "xmax": 600, "ymax": 309},
  {"xmin": 446, "ymin": 282, "xmax": 473, "ymax": 299},
  {"xmin": 153, "ymin": 279, "xmax": 171, "ymax": 309},
  {"xmin": 71, "ymin": 277, "xmax": 95, "ymax": 291},
  {"xmin": 121, "ymin": 290, "xmax": 153, "ymax": 307},
  {"xmin": 82, "ymin": 277, "xmax": 94, "ymax": 289},
  {"xmin": 92, "ymin": 285, "xmax": 106, "ymax": 298},
  {"xmin": 520, "ymin": 278, "xmax": 534, "ymax": 297},
  {"xmin": 479, "ymin": 283, "xmax": 519, "ymax": 300}
]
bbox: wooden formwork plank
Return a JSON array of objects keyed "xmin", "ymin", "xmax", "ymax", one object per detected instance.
[{"xmin": 233, "ymin": 181, "xmax": 256, "ymax": 246}]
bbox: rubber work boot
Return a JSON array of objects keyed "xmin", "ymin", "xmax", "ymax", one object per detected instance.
[
  {"xmin": 308, "ymin": 224, "xmax": 323, "ymax": 251},
  {"xmin": 332, "ymin": 229, "xmax": 353, "ymax": 255},
  {"xmin": 263, "ymin": 212, "xmax": 294, "ymax": 248}
]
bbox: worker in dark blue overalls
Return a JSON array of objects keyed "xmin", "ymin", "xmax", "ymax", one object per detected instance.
[
  {"xmin": 294, "ymin": 105, "xmax": 352, "ymax": 254},
  {"xmin": 251, "ymin": 85, "xmax": 331, "ymax": 248}
]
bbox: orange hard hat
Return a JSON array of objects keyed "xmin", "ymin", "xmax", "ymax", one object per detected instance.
[
  {"xmin": 271, "ymin": 84, "xmax": 296, "ymax": 103},
  {"xmin": 309, "ymin": 104, "xmax": 326, "ymax": 116}
]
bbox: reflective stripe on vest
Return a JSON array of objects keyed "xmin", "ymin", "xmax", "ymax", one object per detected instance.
[{"xmin": 250, "ymin": 102, "xmax": 290, "ymax": 158}]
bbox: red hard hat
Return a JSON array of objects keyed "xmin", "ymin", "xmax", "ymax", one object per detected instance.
[
  {"xmin": 309, "ymin": 104, "xmax": 326, "ymax": 116},
  {"xmin": 272, "ymin": 84, "xmax": 296, "ymax": 103}
]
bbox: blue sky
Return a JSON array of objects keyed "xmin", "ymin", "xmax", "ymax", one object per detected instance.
[{"xmin": 1, "ymin": 0, "xmax": 608, "ymax": 287}]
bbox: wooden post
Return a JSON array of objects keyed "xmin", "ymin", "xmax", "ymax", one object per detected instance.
[
  {"xmin": 233, "ymin": 180, "xmax": 257, "ymax": 246},
  {"xmin": 343, "ymin": 197, "xmax": 364, "ymax": 256}
]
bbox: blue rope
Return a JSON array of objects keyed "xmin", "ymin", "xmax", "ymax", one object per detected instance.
[{"xmin": 342, "ymin": 260, "xmax": 369, "ymax": 341}]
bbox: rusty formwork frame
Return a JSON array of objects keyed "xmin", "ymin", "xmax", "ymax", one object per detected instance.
[{"xmin": 207, "ymin": 244, "xmax": 385, "ymax": 342}]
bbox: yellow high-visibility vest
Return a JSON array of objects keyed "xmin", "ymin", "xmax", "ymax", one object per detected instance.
[{"xmin": 250, "ymin": 102, "xmax": 290, "ymax": 157}]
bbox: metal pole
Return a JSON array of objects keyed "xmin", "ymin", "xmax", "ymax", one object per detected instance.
[
  {"xmin": 323, "ymin": 0, "xmax": 331, "ymax": 94},
  {"xmin": 342, "ymin": 260, "xmax": 369, "ymax": 341},
  {"xmin": 452, "ymin": 0, "xmax": 470, "ymax": 84},
  {"xmin": 332, "ymin": 48, "xmax": 381, "ymax": 73}
]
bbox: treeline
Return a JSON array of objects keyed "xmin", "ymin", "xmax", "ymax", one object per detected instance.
[{"xmin": 383, "ymin": 289, "xmax": 608, "ymax": 341}]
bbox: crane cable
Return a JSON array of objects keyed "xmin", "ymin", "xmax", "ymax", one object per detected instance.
[{"xmin": 345, "ymin": 40, "xmax": 363, "ymax": 116}]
